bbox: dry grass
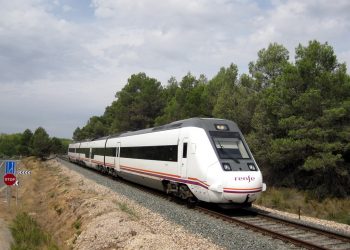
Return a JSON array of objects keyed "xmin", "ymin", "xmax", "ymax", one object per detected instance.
[
  {"xmin": 0, "ymin": 157, "xmax": 82, "ymax": 250},
  {"xmin": 10, "ymin": 212, "xmax": 59, "ymax": 250},
  {"xmin": 256, "ymin": 187, "xmax": 350, "ymax": 225},
  {"xmin": 116, "ymin": 201, "xmax": 140, "ymax": 220}
]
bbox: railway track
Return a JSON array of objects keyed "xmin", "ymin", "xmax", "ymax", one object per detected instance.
[
  {"xmin": 58, "ymin": 156, "xmax": 350, "ymax": 250},
  {"xmin": 196, "ymin": 206, "xmax": 350, "ymax": 250}
]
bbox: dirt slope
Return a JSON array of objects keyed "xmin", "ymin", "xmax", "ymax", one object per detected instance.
[{"xmin": 0, "ymin": 158, "xmax": 222, "ymax": 250}]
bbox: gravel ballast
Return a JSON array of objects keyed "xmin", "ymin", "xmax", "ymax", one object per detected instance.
[
  {"xmin": 252, "ymin": 205, "xmax": 350, "ymax": 237},
  {"xmin": 58, "ymin": 159, "xmax": 300, "ymax": 250}
]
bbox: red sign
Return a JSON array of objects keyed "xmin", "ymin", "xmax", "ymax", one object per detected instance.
[{"xmin": 4, "ymin": 173, "xmax": 16, "ymax": 186}]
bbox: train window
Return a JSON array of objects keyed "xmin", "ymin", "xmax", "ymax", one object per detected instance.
[
  {"xmin": 77, "ymin": 148, "xmax": 90, "ymax": 158},
  {"xmin": 105, "ymin": 147, "xmax": 117, "ymax": 157},
  {"xmin": 183, "ymin": 143, "xmax": 187, "ymax": 158},
  {"xmin": 68, "ymin": 148, "xmax": 75, "ymax": 153},
  {"xmin": 91, "ymin": 148, "xmax": 104, "ymax": 158},
  {"xmin": 120, "ymin": 145, "xmax": 178, "ymax": 162},
  {"xmin": 212, "ymin": 137, "xmax": 250, "ymax": 160}
]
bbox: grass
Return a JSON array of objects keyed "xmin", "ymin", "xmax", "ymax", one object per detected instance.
[
  {"xmin": 256, "ymin": 187, "xmax": 350, "ymax": 225},
  {"xmin": 72, "ymin": 218, "xmax": 82, "ymax": 230},
  {"xmin": 10, "ymin": 212, "xmax": 59, "ymax": 250},
  {"xmin": 60, "ymin": 176, "xmax": 70, "ymax": 184},
  {"xmin": 116, "ymin": 201, "xmax": 139, "ymax": 220}
]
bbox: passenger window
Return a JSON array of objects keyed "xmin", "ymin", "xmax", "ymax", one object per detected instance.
[{"xmin": 183, "ymin": 143, "xmax": 188, "ymax": 158}]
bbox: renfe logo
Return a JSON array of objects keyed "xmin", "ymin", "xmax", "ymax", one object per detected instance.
[{"xmin": 234, "ymin": 176, "xmax": 255, "ymax": 182}]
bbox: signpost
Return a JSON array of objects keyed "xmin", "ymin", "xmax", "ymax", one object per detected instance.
[
  {"xmin": 5, "ymin": 161, "xmax": 16, "ymax": 174},
  {"xmin": 1, "ymin": 160, "xmax": 27, "ymax": 206},
  {"xmin": 4, "ymin": 173, "xmax": 17, "ymax": 186},
  {"xmin": 2, "ymin": 161, "xmax": 18, "ymax": 206}
]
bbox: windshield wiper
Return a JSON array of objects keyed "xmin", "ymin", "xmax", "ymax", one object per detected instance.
[{"xmin": 217, "ymin": 140, "xmax": 240, "ymax": 164}]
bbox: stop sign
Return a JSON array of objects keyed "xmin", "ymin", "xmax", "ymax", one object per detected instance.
[{"xmin": 4, "ymin": 173, "xmax": 16, "ymax": 186}]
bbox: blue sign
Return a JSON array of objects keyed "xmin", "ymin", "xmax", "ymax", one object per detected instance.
[{"xmin": 5, "ymin": 161, "xmax": 16, "ymax": 174}]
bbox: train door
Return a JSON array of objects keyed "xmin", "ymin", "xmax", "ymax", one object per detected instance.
[
  {"xmin": 88, "ymin": 147, "xmax": 92, "ymax": 167},
  {"xmin": 180, "ymin": 138, "xmax": 189, "ymax": 178},
  {"xmin": 116, "ymin": 142, "xmax": 121, "ymax": 172},
  {"xmin": 78, "ymin": 144, "xmax": 82, "ymax": 162}
]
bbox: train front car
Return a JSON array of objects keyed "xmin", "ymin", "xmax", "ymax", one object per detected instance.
[{"xmin": 190, "ymin": 119, "xmax": 266, "ymax": 207}]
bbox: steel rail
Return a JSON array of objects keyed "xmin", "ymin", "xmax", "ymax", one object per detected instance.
[
  {"xmin": 247, "ymin": 208, "xmax": 350, "ymax": 244},
  {"xmin": 196, "ymin": 206, "xmax": 333, "ymax": 250}
]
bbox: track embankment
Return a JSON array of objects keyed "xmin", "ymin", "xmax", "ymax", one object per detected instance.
[
  {"xmin": 59, "ymin": 158, "xmax": 302, "ymax": 250},
  {"xmin": 0, "ymin": 158, "xmax": 222, "ymax": 250}
]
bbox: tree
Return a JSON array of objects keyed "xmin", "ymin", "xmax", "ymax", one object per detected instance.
[
  {"xmin": 205, "ymin": 64, "xmax": 237, "ymax": 116},
  {"xmin": 295, "ymin": 40, "xmax": 338, "ymax": 86},
  {"xmin": 50, "ymin": 137, "xmax": 65, "ymax": 154},
  {"xmin": 156, "ymin": 73, "xmax": 209, "ymax": 124},
  {"xmin": 212, "ymin": 64, "xmax": 239, "ymax": 118},
  {"xmin": 108, "ymin": 73, "xmax": 165, "ymax": 133},
  {"xmin": 19, "ymin": 129, "xmax": 33, "ymax": 156},
  {"xmin": 77, "ymin": 116, "xmax": 108, "ymax": 140},
  {"xmin": 249, "ymin": 43, "xmax": 290, "ymax": 89},
  {"xmin": 70, "ymin": 40, "xmax": 350, "ymax": 199},
  {"xmin": 31, "ymin": 127, "xmax": 51, "ymax": 159},
  {"xmin": 73, "ymin": 127, "xmax": 83, "ymax": 141},
  {"xmin": 250, "ymin": 41, "xmax": 350, "ymax": 198},
  {"xmin": 0, "ymin": 133, "xmax": 21, "ymax": 158},
  {"xmin": 212, "ymin": 64, "xmax": 259, "ymax": 134},
  {"xmin": 154, "ymin": 77, "xmax": 180, "ymax": 125}
]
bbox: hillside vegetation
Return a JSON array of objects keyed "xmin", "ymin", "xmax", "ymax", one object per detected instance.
[
  {"xmin": 0, "ymin": 127, "xmax": 70, "ymax": 159},
  {"xmin": 256, "ymin": 187, "xmax": 350, "ymax": 225},
  {"xmin": 74, "ymin": 40, "xmax": 349, "ymax": 199}
]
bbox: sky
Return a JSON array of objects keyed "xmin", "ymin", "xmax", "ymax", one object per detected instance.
[{"xmin": 1, "ymin": 0, "xmax": 349, "ymax": 139}]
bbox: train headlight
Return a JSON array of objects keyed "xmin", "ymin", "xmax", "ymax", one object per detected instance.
[
  {"xmin": 222, "ymin": 163, "xmax": 232, "ymax": 171},
  {"xmin": 247, "ymin": 163, "xmax": 257, "ymax": 171},
  {"xmin": 215, "ymin": 124, "xmax": 229, "ymax": 131}
]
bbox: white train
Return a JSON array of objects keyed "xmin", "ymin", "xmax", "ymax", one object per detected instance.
[{"xmin": 68, "ymin": 118, "xmax": 266, "ymax": 207}]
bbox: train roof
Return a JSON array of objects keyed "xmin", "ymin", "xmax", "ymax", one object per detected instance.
[
  {"xmin": 72, "ymin": 118, "xmax": 239, "ymax": 143},
  {"xmin": 111, "ymin": 117, "xmax": 238, "ymax": 138}
]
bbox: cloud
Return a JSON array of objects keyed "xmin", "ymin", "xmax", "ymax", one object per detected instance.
[
  {"xmin": 62, "ymin": 4, "xmax": 72, "ymax": 13},
  {"xmin": 0, "ymin": 75, "xmax": 120, "ymax": 138},
  {"xmin": 87, "ymin": 0, "xmax": 264, "ymax": 79},
  {"xmin": 245, "ymin": 0, "xmax": 350, "ymax": 61},
  {"xmin": 0, "ymin": 1, "xmax": 95, "ymax": 83},
  {"xmin": 0, "ymin": 0, "xmax": 349, "ymax": 138}
]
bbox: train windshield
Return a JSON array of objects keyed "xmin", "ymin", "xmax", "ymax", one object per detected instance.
[{"xmin": 212, "ymin": 137, "xmax": 250, "ymax": 159}]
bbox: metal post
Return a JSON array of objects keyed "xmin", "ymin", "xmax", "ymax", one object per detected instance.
[
  {"xmin": 16, "ymin": 173, "xmax": 19, "ymax": 206},
  {"xmin": 8, "ymin": 187, "xmax": 11, "ymax": 208},
  {"xmin": 1, "ymin": 161, "xmax": 4, "ymax": 202}
]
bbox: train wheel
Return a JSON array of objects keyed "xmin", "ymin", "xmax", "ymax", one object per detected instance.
[{"xmin": 186, "ymin": 197, "xmax": 198, "ymax": 208}]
